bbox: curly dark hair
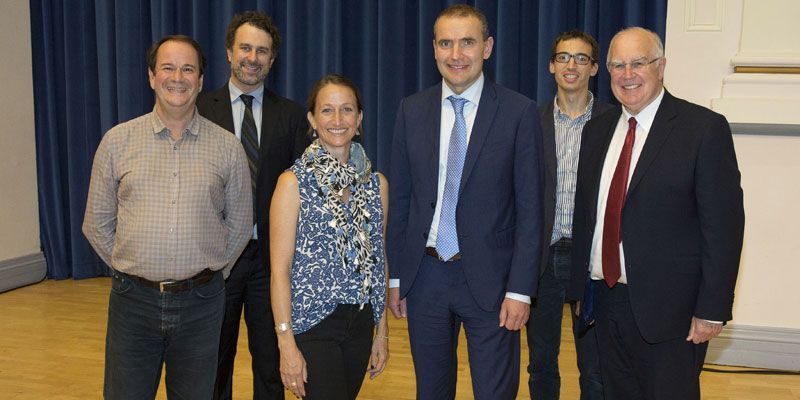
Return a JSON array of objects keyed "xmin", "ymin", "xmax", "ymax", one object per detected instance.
[{"xmin": 225, "ymin": 11, "xmax": 281, "ymax": 59}]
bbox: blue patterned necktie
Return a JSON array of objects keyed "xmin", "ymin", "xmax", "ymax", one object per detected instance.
[
  {"xmin": 240, "ymin": 94, "xmax": 259, "ymax": 222},
  {"xmin": 436, "ymin": 95, "xmax": 469, "ymax": 261}
]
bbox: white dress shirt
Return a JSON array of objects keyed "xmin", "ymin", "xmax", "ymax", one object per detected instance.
[
  {"xmin": 426, "ymin": 74, "xmax": 484, "ymax": 247},
  {"xmin": 228, "ymin": 80, "xmax": 264, "ymax": 239},
  {"xmin": 589, "ymin": 89, "xmax": 664, "ymax": 284},
  {"xmin": 228, "ymin": 80, "xmax": 264, "ymax": 143}
]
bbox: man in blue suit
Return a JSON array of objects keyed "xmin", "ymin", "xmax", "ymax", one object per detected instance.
[{"xmin": 387, "ymin": 4, "xmax": 544, "ymax": 399}]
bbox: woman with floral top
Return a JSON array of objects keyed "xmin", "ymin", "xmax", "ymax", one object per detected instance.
[{"xmin": 270, "ymin": 74, "xmax": 389, "ymax": 399}]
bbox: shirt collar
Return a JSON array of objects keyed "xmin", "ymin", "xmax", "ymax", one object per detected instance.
[
  {"xmin": 553, "ymin": 91, "xmax": 594, "ymax": 121},
  {"xmin": 622, "ymin": 87, "xmax": 664, "ymax": 133},
  {"xmin": 441, "ymin": 73, "xmax": 484, "ymax": 107},
  {"xmin": 149, "ymin": 106, "xmax": 201, "ymax": 137},
  {"xmin": 228, "ymin": 79, "xmax": 264, "ymax": 105}
]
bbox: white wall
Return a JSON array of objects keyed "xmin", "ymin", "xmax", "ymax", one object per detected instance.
[
  {"xmin": 732, "ymin": 133, "xmax": 800, "ymax": 328},
  {"xmin": 665, "ymin": 0, "xmax": 800, "ymax": 330},
  {"xmin": 0, "ymin": 1, "xmax": 39, "ymax": 261}
]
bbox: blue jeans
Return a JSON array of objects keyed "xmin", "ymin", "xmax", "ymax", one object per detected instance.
[
  {"xmin": 104, "ymin": 270, "xmax": 225, "ymax": 400},
  {"xmin": 526, "ymin": 240, "xmax": 603, "ymax": 400}
]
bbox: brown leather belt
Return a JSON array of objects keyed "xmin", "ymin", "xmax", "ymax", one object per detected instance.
[
  {"xmin": 425, "ymin": 247, "xmax": 462, "ymax": 262},
  {"xmin": 120, "ymin": 268, "xmax": 218, "ymax": 293}
]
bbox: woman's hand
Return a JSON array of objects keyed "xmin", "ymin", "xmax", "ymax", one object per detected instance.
[
  {"xmin": 367, "ymin": 335, "xmax": 389, "ymax": 379},
  {"xmin": 280, "ymin": 343, "xmax": 308, "ymax": 398}
]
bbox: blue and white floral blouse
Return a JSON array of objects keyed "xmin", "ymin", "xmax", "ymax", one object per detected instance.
[{"xmin": 288, "ymin": 157, "xmax": 386, "ymax": 334}]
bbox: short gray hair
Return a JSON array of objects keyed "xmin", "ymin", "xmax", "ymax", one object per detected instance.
[{"xmin": 607, "ymin": 27, "xmax": 664, "ymax": 65}]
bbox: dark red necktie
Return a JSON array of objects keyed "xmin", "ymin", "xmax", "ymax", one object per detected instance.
[{"xmin": 602, "ymin": 117, "xmax": 636, "ymax": 288}]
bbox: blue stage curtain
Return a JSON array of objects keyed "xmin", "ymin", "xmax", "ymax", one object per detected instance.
[{"xmin": 30, "ymin": 0, "xmax": 666, "ymax": 279}]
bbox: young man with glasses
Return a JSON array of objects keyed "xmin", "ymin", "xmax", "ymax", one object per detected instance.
[{"xmin": 526, "ymin": 29, "xmax": 612, "ymax": 400}]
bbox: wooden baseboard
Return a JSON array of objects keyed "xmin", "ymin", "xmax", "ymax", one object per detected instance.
[
  {"xmin": 0, "ymin": 252, "xmax": 47, "ymax": 293},
  {"xmin": 706, "ymin": 324, "xmax": 800, "ymax": 371}
]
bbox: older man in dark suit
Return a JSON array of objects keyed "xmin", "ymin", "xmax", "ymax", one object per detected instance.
[
  {"xmin": 569, "ymin": 27, "xmax": 744, "ymax": 399},
  {"xmin": 196, "ymin": 11, "xmax": 308, "ymax": 400}
]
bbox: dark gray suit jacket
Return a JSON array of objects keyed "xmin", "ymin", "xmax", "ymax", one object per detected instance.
[
  {"xmin": 569, "ymin": 90, "xmax": 744, "ymax": 343},
  {"xmin": 196, "ymin": 84, "xmax": 309, "ymax": 267}
]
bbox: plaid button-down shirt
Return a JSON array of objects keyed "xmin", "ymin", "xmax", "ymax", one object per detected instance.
[{"xmin": 83, "ymin": 108, "xmax": 252, "ymax": 281}]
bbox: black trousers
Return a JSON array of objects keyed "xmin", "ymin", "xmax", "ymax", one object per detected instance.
[
  {"xmin": 593, "ymin": 281, "xmax": 708, "ymax": 400},
  {"xmin": 295, "ymin": 304, "xmax": 375, "ymax": 400},
  {"xmin": 213, "ymin": 240, "xmax": 283, "ymax": 400}
]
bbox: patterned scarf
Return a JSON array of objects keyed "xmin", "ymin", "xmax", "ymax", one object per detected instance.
[{"xmin": 301, "ymin": 139, "xmax": 378, "ymax": 303}]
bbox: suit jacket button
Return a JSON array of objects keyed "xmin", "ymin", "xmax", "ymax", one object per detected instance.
[
  {"xmin": 430, "ymin": 202, "xmax": 435, "ymax": 209},
  {"xmin": 422, "ymin": 232, "xmax": 427, "ymax": 239}
]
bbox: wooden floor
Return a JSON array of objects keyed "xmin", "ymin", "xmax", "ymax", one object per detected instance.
[{"xmin": 1, "ymin": 278, "xmax": 798, "ymax": 399}]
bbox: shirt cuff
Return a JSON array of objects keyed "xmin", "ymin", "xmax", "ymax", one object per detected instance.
[
  {"xmin": 704, "ymin": 319, "xmax": 723, "ymax": 324},
  {"xmin": 389, "ymin": 279, "xmax": 400, "ymax": 288},
  {"xmin": 505, "ymin": 292, "xmax": 531, "ymax": 304}
]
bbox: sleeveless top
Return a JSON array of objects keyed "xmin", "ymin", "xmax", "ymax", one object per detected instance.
[{"xmin": 288, "ymin": 157, "xmax": 386, "ymax": 334}]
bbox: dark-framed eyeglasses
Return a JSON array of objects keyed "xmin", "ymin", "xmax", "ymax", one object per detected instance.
[
  {"xmin": 553, "ymin": 52, "xmax": 593, "ymax": 65},
  {"xmin": 607, "ymin": 57, "xmax": 662, "ymax": 73}
]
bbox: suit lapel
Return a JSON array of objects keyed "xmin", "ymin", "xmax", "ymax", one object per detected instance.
[
  {"xmin": 212, "ymin": 86, "xmax": 236, "ymax": 133},
  {"xmin": 459, "ymin": 80, "xmax": 497, "ymax": 193},
  {"xmin": 219, "ymin": 86, "xmax": 284, "ymax": 181},
  {"xmin": 424, "ymin": 85, "xmax": 443, "ymax": 190},
  {"xmin": 585, "ymin": 108, "xmax": 622, "ymax": 226},
  {"xmin": 259, "ymin": 89, "xmax": 281, "ymax": 166},
  {"xmin": 541, "ymin": 102, "xmax": 557, "ymax": 189},
  {"xmin": 627, "ymin": 91, "xmax": 677, "ymax": 197}
]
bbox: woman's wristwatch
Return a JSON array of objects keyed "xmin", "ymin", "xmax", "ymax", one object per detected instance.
[{"xmin": 275, "ymin": 322, "xmax": 291, "ymax": 334}]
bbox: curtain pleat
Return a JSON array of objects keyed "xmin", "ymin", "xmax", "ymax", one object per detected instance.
[{"xmin": 30, "ymin": 0, "xmax": 667, "ymax": 279}]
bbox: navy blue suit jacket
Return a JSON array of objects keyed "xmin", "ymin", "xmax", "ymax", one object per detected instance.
[
  {"xmin": 569, "ymin": 90, "xmax": 744, "ymax": 343},
  {"xmin": 387, "ymin": 80, "xmax": 544, "ymax": 311}
]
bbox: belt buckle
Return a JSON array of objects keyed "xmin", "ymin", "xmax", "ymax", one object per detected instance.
[{"xmin": 159, "ymin": 280, "xmax": 176, "ymax": 293}]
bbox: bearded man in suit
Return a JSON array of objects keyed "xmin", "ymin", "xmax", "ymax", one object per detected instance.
[{"xmin": 196, "ymin": 11, "xmax": 308, "ymax": 400}]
